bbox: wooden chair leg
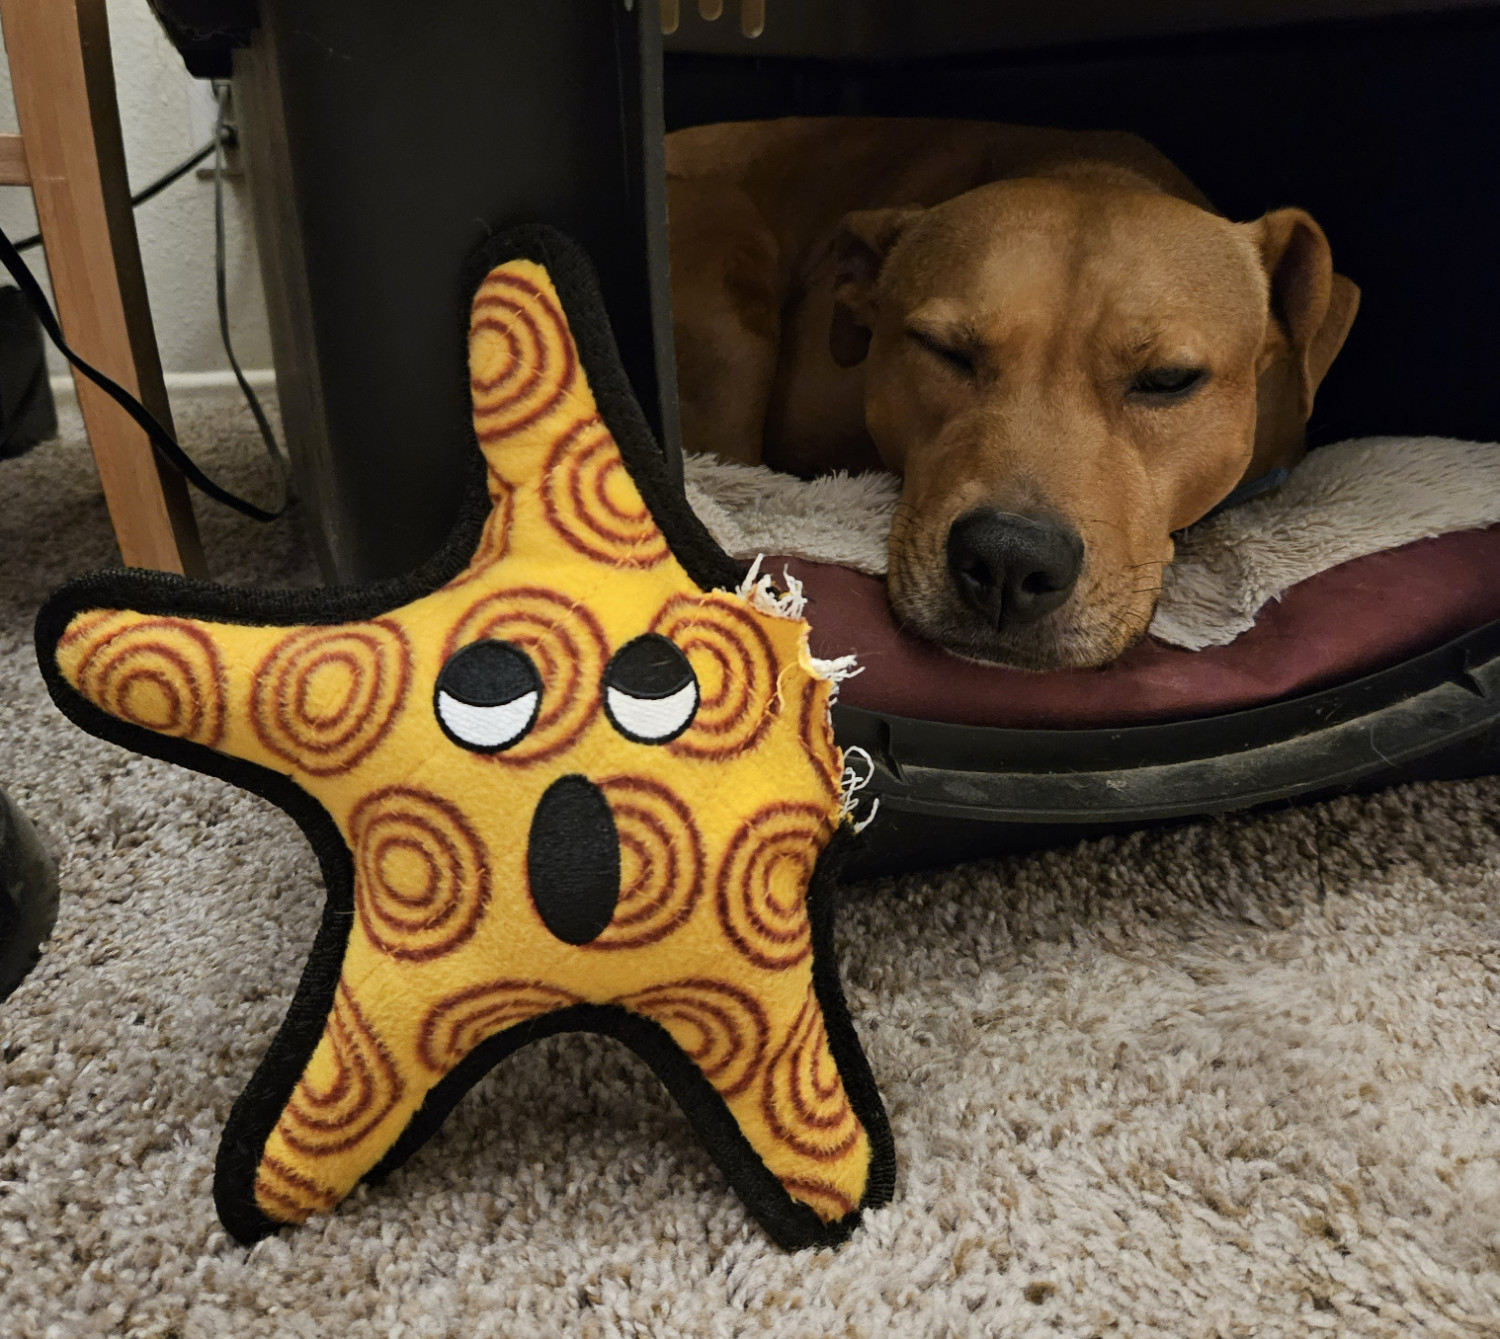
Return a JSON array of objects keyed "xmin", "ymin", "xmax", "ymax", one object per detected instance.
[{"xmin": 0, "ymin": 0, "xmax": 204, "ymax": 576}]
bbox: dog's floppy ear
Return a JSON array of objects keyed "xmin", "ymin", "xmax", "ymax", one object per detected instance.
[
  {"xmin": 1249, "ymin": 208, "xmax": 1360, "ymax": 418},
  {"xmin": 829, "ymin": 207, "xmax": 922, "ymax": 368}
]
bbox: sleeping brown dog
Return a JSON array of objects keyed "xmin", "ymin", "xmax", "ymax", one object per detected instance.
[{"xmin": 666, "ymin": 118, "xmax": 1360, "ymax": 668}]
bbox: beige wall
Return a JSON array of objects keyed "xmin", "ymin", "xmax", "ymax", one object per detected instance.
[{"xmin": 0, "ymin": 1, "xmax": 272, "ymax": 383}]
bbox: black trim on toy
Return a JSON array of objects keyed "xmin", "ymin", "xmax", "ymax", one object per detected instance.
[{"xmin": 34, "ymin": 225, "xmax": 889, "ymax": 1250}]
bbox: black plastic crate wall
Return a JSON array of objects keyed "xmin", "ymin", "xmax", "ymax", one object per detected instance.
[{"xmin": 664, "ymin": 8, "xmax": 1500, "ymax": 450}]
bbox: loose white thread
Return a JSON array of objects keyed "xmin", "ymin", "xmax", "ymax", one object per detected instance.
[
  {"xmin": 737, "ymin": 555, "xmax": 808, "ymax": 620},
  {"xmin": 738, "ymin": 556, "xmax": 865, "ymax": 696},
  {"xmin": 838, "ymin": 745, "xmax": 881, "ymax": 833},
  {"xmin": 810, "ymin": 652, "xmax": 862, "ymax": 702},
  {"xmin": 737, "ymin": 555, "xmax": 876, "ymax": 829}
]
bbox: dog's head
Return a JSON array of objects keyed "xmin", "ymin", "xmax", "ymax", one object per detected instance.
[{"xmin": 830, "ymin": 177, "xmax": 1359, "ymax": 669}]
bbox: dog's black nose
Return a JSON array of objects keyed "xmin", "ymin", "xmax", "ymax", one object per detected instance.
[{"xmin": 946, "ymin": 510, "xmax": 1084, "ymax": 630}]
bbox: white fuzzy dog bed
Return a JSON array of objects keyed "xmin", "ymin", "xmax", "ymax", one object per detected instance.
[{"xmin": 684, "ymin": 437, "xmax": 1500, "ymax": 650}]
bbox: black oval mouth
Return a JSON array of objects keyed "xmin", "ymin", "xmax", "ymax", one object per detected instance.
[{"xmin": 526, "ymin": 775, "xmax": 619, "ymax": 945}]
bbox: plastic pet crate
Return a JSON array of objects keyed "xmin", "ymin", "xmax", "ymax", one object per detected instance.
[{"xmin": 149, "ymin": 0, "xmax": 1500, "ymax": 876}]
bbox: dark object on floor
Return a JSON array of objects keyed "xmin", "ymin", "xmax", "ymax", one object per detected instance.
[
  {"xmin": 0, "ymin": 787, "xmax": 58, "ymax": 1002},
  {"xmin": 0, "ymin": 285, "xmax": 56, "ymax": 460}
]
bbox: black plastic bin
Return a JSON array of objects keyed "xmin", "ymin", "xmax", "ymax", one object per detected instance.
[{"xmin": 0, "ymin": 787, "xmax": 58, "ymax": 1001}]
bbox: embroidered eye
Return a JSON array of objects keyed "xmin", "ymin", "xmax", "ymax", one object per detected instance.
[
  {"xmin": 434, "ymin": 640, "xmax": 542, "ymax": 752},
  {"xmin": 603, "ymin": 634, "xmax": 699, "ymax": 744}
]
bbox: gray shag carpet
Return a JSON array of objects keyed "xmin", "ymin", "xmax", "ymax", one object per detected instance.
[{"xmin": 2, "ymin": 400, "xmax": 1499, "ymax": 1338}]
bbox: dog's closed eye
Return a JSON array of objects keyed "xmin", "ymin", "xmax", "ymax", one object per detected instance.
[
  {"xmin": 1129, "ymin": 366, "xmax": 1208, "ymax": 400},
  {"xmin": 906, "ymin": 326, "xmax": 978, "ymax": 379}
]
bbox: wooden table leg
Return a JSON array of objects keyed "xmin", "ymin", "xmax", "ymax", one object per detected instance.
[{"xmin": 0, "ymin": 0, "xmax": 204, "ymax": 576}]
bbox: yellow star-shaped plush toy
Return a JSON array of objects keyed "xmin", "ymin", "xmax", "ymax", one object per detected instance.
[{"xmin": 36, "ymin": 229, "xmax": 893, "ymax": 1249}]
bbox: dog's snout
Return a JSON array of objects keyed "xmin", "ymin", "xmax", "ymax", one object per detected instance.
[{"xmin": 946, "ymin": 510, "xmax": 1084, "ymax": 630}]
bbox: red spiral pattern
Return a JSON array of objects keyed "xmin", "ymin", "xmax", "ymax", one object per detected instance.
[
  {"xmin": 715, "ymin": 802, "xmax": 829, "ymax": 970},
  {"xmin": 254, "ymin": 1156, "xmax": 341, "ymax": 1224},
  {"xmin": 350, "ymin": 787, "xmax": 492, "ymax": 961},
  {"xmin": 619, "ymin": 978, "xmax": 770, "ymax": 1099},
  {"xmin": 57, "ymin": 608, "xmax": 113, "ymax": 648},
  {"xmin": 65, "ymin": 612, "xmax": 226, "ymax": 747},
  {"xmin": 468, "ymin": 269, "xmax": 582, "ymax": 442},
  {"xmin": 781, "ymin": 1176, "xmax": 857, "ymax": 1223},
  {"xmin": 541, "ymin": 417, "xmax": 669, "ymax": 568},
  {"xmin": 277, "ymin": 983, "xmax": 404, "ymax": 1157},
  {"xmin": 443, "ymin": 587, "xmax": 608, "ymax": 764},
  {"xmin": 650, "ymin": 594, "xmax": 779, "ymax": 760},
  {"xmin": 761, "ymin": 988, "xmax": 861, "ymax": 1162},
  {"xmin": 798, "ymin": 676, "xmax": 844, "ymax": 802},
  {"xmin": 418, "ymin": 980, "xmax": 580, "ymax": 1073},
  {"xmin": 250, "ymin": 621, "xmax": 411, "ymax": 776},
  {"xmin": 586, "ymin": 776, "xmax": 703, "ymax": 950},
  {"xmin": 445, "ymin": 479, "xmax": 514, "ymax": 588}
]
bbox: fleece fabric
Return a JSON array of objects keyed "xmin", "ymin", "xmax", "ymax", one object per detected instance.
[{"xmin": 682, "ymin": 437, "xmax": 1500, "ymax": 650}]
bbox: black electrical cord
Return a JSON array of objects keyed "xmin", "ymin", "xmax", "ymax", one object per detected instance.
[
  {"xmin": 0, "ymin": 219, "xmax": 285, "ymax": 521},
  {"xmin": 0, "ymin": 86, "xmax": 288, "ymax": 523},
  {"xmin": 10, "ymin": 137, "xmax": 218, "ymax": 254}
]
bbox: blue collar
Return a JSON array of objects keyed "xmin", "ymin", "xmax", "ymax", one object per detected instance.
[{"xmin": 1174, "ymin": 466, "xmax": 1290, "ymax": 538}]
